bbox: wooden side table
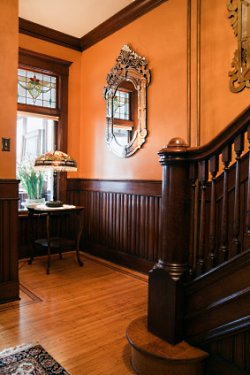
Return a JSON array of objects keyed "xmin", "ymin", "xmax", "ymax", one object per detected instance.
[{"xmin": 28, "ymin": 205, "xmax": 84, "ymax": 274}]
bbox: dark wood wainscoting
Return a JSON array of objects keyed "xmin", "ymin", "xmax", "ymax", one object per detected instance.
[
  {"xmin": 66, "ymin": 179, "xmax": 162, "ymax": 273},
  {"xmin": 185, "ymin": 250, "xmax": 250, "ymax": 373},
  {"xmin": 205, "ymin": 330, "xmax": 250, "ymax": 374},
  {"xmin": 0, "ymin": 179, "xmax": 19, "ymax": 302}
]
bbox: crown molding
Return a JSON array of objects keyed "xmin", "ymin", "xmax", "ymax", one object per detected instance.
[
  {"xmin": 19, "ymin": 0, "xmax": 168, "ymax": 52},
  {"xmin": 80, "ymin": 0, "xmax": 168, "ymax": 51},
  {"xmin": 19, "ymin": 18, "xmax": 82, "ymax": 51}
]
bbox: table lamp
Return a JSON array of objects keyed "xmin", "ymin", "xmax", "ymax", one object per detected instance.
[{"xmin": 34, "ymin": 150, "xmax": 77, "ymax": 207}]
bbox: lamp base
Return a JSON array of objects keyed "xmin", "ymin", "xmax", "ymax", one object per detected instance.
[{"xmin": 46, "ymin": 200, "xmax": 63, "ymax": 208}]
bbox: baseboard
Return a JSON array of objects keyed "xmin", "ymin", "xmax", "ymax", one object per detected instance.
[{"xmin": 85, "ymin": 242, "xmax": 153, "ymax": 274}]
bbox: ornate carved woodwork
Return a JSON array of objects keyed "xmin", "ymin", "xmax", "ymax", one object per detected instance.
[
  {"xmin": 104, "ymin": 45, "xmax": 150, "ymax": 158},
  {"xmin": 227, "ymin": 0, "xmax": 250, "ymax": 92}
]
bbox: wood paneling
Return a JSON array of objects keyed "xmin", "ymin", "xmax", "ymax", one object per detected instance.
[
  {"xmin": 66, "ymin": 179, "xmax": 162, "ymax": 273},
  {"xmin": 18, "ymin": 179, "xmax": 161, "ymax": 273},
  {"xmin": 0, "ymin": 180, "xmax": 19, "ymax": 302},
  {"xmin": 205, "ymin": 331, "xmax": 250, "ymax": 374},
  {"xmin": 185, "ymin": 251, "xmax": 250, "ymax": 372}
]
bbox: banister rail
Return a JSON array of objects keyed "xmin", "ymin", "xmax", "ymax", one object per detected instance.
[
  {"xmin": 147, "ymin": 105, "xmax": 250, "ymax": 345},
  {"xmin": 159, "ymin": 105, "xmax": 250, "ymax": 162}
]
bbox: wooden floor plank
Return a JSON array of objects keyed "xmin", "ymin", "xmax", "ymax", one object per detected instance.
[{"xmin": 0, "ymin": 252, "xmax": 148, "ymax": 374}]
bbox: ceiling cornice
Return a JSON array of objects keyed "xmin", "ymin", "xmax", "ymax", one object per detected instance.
[
  {"xmin": 19, "ymin": 18, "xmax": 82, "ymax": 51},
  {"xmin": 19, "ymin": 0, "xmax": 168, "ymax": 52},
  {"xmin": 80, "ymin": 0, "xmax": 168, "ymax": 51}
]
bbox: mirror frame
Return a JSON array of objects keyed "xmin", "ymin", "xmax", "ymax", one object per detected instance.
[
  {"xmin": 104, "ymin": 45, "xmax": 151, "ymax": 158},
  {"xmin": 228, "ymin": 0, "xmax": 250, "ymax": 92}
]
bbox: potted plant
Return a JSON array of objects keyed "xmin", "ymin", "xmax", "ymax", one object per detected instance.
[{"xmin": 17, "ymin": 160, "xmax": 45, "ymax": 207}]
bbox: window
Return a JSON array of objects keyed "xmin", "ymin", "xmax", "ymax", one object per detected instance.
[
  {"xmin": 17, "ymin": 49, "xmax": 71, "ymax": 210},
  {"xmin": 17, "ymin": 114, "xmax": 55, "ymax": 208},
  {"xmin": 113, "ymin": 90, "xmax": 130, "ymax": 120},
  {"xmin": 111, "ymin": 82, "xmax": 137, "ymax": 147}
]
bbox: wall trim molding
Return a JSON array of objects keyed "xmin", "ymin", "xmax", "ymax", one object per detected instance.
[
  {"xmin": 67, "ymin": 178, "xmax": 162, "ymax": 196},
  {"xmin": 19, "ymin": 0, "xmax": 168, "ymax": 52},
  {"xmin": 19, "ymin": 18, "xmax": 82, "ymax": 51}
]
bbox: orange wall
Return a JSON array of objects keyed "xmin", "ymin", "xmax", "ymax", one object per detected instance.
[
  {"xmin": 18, "ymin": 0, "xmax": 250, "ymax": 181},
  {"xmin": 200, "ymin": 0, "xmax": 250, "ymax": 145},
  {"xmin": 0, "ymin": 0, "xmax": 18, "ymax": 179},
  {"xmin": 80, "ymin": 0, "xmax": 187, "ymax": 180}
]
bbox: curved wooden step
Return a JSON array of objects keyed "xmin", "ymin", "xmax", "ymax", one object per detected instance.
[{"xmin": 126, "ymin": 316, "xmax": 208, "ymax": 375}]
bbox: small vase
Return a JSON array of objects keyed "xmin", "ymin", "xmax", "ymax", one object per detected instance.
[{"xmin": 23, "ymin": 198, "xmax": 46, "ymax": 208}]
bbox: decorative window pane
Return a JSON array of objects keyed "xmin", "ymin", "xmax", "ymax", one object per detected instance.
[
  {"xmin": 113, "ymin": 90, "xmax": 130, "ymax": 120},
  {"xmin": 17, "ymin": 68, "xmax": 57, "ymax": 109}
]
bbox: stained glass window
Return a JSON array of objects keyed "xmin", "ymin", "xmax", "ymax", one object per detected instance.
[
  {"xmin": 113, "ymin": 90, "xmax": 130, "ymax": 120},
  {"xmin": 18, "ymin": 68, "xmax": 57, "ymax": 109}
]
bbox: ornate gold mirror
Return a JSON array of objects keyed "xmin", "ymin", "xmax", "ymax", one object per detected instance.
[
  {"xmin": 104, "ymin": 45, "xmax": 151, "ymax": 158},
  {"xmin": 228, "ymin": 0, "xmax": 250, "ymax": 92}
]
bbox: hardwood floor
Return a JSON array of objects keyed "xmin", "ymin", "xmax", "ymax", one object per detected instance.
[{"xmin": 0, "ymin": 252, "xmax": 148, "ymax": 374}]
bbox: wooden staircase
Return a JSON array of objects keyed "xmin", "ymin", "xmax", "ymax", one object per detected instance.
[{"xmin": 127, "ymin": 106, "xmax": 250, "ymax": 374}]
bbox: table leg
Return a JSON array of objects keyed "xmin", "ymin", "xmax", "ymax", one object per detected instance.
[
  {"xmin": 46, "ymin": 214, "xmax": 51, "ymax": 274},
  {"xmin": 28, "ymin": 210, "xmax": 34, "ymax": 265}
]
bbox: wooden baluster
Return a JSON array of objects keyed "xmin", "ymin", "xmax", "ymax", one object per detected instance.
[
  {"xmin": 244, "ymin": 125, "xmax": 250, "ymax": 251},
  {"xmin": 208, "ymin": 155, "xmax": 219, "ymax": 269},
  {"xmin": 188, "ymin": 162, "xmax": 198, "ymax": 276},
  {"xmin": 196, "ymin": 160, "xmax": 208, "ymax": 275},
  {"xmin": 230, "ymin": 133, "xmax": 244, "ymax": 256},
  {"xmin": 219, "ymin": 145, "xmax": 232, "ymax": 263}
]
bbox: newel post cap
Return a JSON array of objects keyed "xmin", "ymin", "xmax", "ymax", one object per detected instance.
[
  {"xmin": 167, "ymin": 137, "xmax": 188, "ymax": 148},
  {"xmin": 158, "ymin": 137, "xmax": 188, "ymax": 154}
]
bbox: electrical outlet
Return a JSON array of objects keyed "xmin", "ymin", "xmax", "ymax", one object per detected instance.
[{"xmin": 2, "ymin": 138, "xmax": 10, "ymax": 151}]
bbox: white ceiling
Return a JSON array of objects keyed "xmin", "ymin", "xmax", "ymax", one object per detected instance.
[{"xmin": 19, "ymin": 0, "xmax": 134, "ymax": 38}]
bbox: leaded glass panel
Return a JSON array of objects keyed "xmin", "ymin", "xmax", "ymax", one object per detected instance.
[{"xmin": 18, "ymin": 68, "xmax": 57, "ymax": 109}]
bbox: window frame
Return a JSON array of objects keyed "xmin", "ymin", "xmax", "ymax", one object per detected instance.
[{"xmin": 18, "ymin": 48, "xmax": 72, "ymax": 206}]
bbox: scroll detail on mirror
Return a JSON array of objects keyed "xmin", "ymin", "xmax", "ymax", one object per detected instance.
[
  {"xmin": 104, "ymin": 45, "xmax": 151, "ymax": 158},
  {"xmin": 228, "ymin": 0, "xmax": 250, "ymax": 92}
]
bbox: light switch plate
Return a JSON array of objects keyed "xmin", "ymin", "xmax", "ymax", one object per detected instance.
[{"xmin": 2, "ymin": 138, "xmax": 10, "ymax": 151}]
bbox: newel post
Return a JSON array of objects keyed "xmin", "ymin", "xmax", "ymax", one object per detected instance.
[{"xmin": 148, "ymin": 138, "xmax": 190, "ymax": 344}]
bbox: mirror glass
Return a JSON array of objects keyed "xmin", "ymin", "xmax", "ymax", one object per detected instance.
[{"xmin": 104, "ymin": 45, "xmax": 150, "ymax": 158}]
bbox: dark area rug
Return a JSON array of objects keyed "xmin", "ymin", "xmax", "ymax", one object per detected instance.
[{"xmin": 0, "ymin": 344, "xmax": 69, "ymax": 374}]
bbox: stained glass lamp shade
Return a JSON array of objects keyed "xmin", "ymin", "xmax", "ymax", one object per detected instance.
[{"xmin": 34, "ymin": 151, "xmax": 77, "ymax": 207}]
